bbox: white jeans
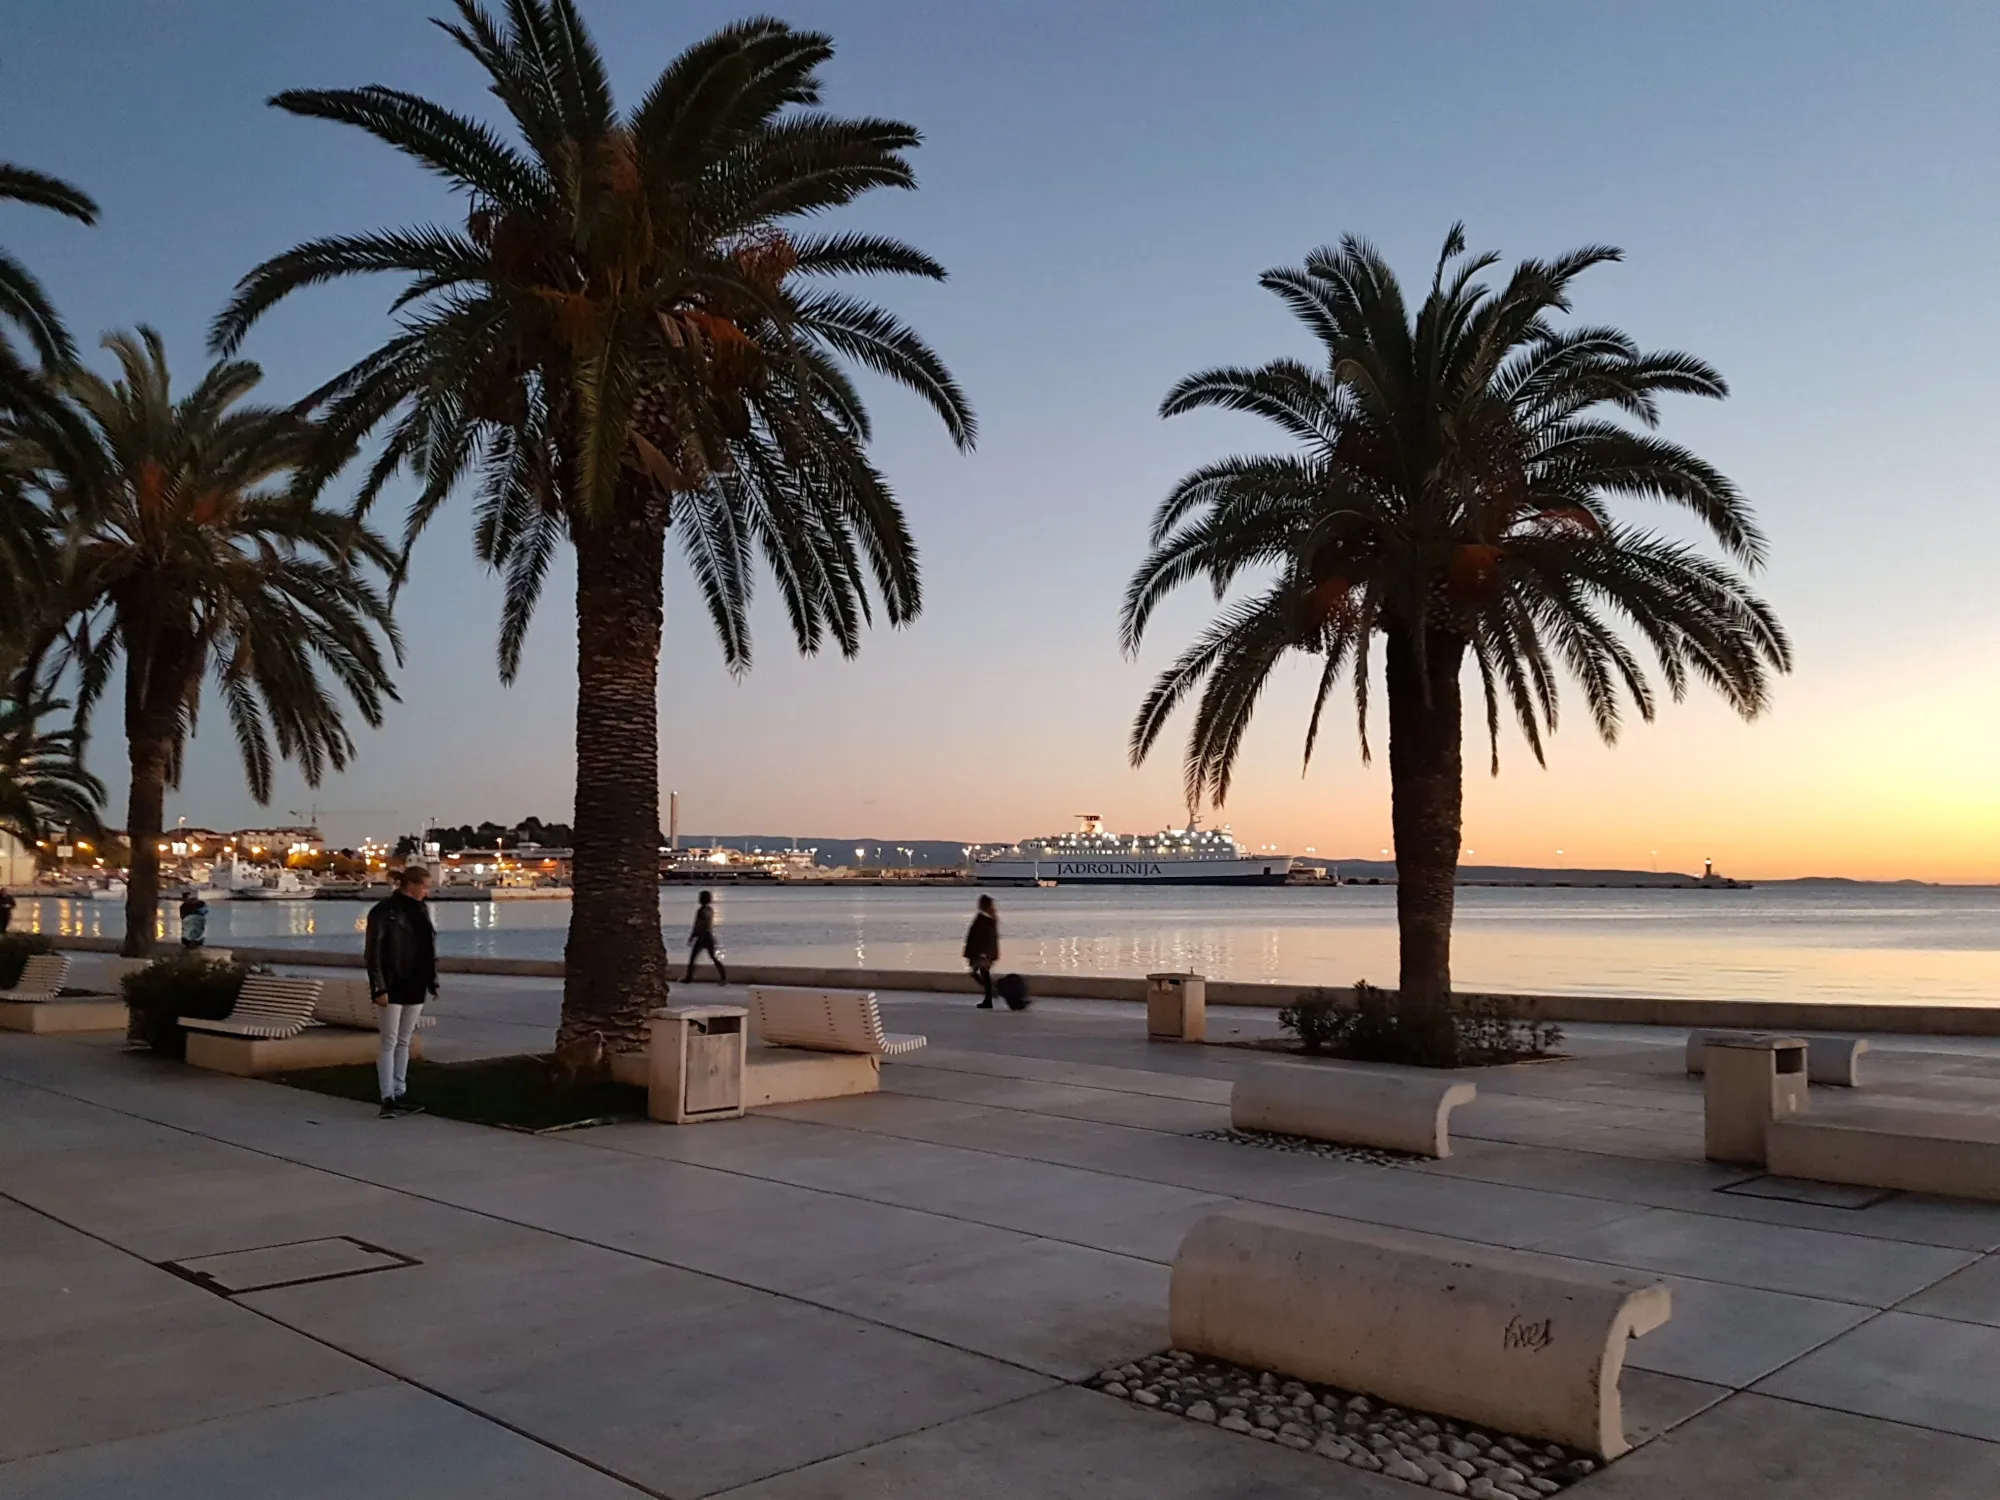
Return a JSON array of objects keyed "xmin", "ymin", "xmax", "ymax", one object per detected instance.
[{"xmin": 377, "ymin": 1002, "xmax": 423, "ymax": 1100}]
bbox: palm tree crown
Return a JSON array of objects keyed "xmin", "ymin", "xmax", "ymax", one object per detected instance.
[
  {"xmin": 213, "ymin": 1, "xmax": 974, "ymax": 676},
  {"xmin": 29, "ymin": 328, "xmax": 401, "ymax": 954},
  {"xmin": 1125, "ymin": 226, "xmax": 1790, "ymax": 805},
  {"xmin": 1, "ymin": 161, "xmax": 99, "ymax": 383},
  {"xmin": 0, "ymin": 694, "xmax": 103, "ymax": 849}
]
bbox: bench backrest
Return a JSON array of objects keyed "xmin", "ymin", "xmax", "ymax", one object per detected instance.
[
  {"xmin": 1171, "ymin": 1212, "xmax": 1670, "ymax": 1459},
  {"xmin": 314, "ymin": 977, "xmax": 378, "ymax": 1028},
  {"xmin": 227, "ymin": 975, "xmax": 324, "ymax": 1031},
  {"xmin": 7, "ymin": 953, "xmax": 69, "ymax": 997},
  {"xmin": 750, "ymin": 986, "xmax": 892, "ymax": 1054}
]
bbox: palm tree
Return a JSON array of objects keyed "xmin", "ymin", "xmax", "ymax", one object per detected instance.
[
  {"xmin": 213, "ymin": 2, "xmax": 973, "ymax": 1061},
  {"xmin": 27, "ymin": 329, "xmax": 401, "ymax": 956},
  {"xmin": 1123, "ymin": 229, "xmax": 1789, "ymax": 1064},
  {"xmin": 0, "ymin": 693, "xmax": 103, "ymax": 850},
  {"xmin": 1, "ymin": 163, "xmax": 98, "ymax": 655}
]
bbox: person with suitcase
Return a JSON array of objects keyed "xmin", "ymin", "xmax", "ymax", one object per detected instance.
[{"xmin": 963, "ymin": 895, "xmax": 999, "ymax": 1008}]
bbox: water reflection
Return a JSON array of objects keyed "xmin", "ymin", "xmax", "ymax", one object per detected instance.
[{"xmin": 10, "ymin": 885, "xmax": 1998, "ymax": 1005}]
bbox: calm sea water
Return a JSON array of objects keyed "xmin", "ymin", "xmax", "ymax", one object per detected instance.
[{"xmin": 19, "ymin": 883, "xmax": 2000, "ymax": 1006}]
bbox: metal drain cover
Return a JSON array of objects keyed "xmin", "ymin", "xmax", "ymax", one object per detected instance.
[
  {"xmin": 164, "ymin": 1236, "xmax": 418, "ymax": 1294},
  {"xmin": 1718, "ymin": 1175, "xmax": 1898, "ymax": 1210}
]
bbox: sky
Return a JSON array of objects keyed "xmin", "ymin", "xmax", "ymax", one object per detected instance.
[{"xmin": 4, "ymin": 1, "xmax": 1998, "ymax": 881}]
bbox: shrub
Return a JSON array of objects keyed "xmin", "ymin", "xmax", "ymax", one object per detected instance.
[
  {"xmin": 123, "ymin": 957, "xmax": 257, "ymax": 1058},
  {"xmin": 0, "ymin": 932, "xmax": 56, "ymax": 988},
  {"xmin": 1277, "ymin": 982, "xmax": 1562, "ymax": 1067}
]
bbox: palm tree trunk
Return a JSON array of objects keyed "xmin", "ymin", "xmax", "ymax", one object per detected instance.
[
  {"xmin": 558, "ymin": 491, "xmax": 671, "ymax": 1069},
  {"xmin": 122, "ymin": 728, "xmax": 172, "ymax": 959},
  {"xmin": 1385, "ymin": 626, "xmax": 1466, "ymax": 1066}
]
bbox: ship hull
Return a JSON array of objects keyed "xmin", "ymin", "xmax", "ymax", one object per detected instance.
[{"xmin": 973, "ymin": 856, "xmax": 1293, "ymax": 886}]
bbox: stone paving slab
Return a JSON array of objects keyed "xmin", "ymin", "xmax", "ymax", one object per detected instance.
[
  {"xmin": 710, "ymin": 1384, "xmax": 1409, "ymax": 1499},
  {"xmin": 1568, "ymin": 1391, "xmax": 2000, "ymax": 1498},
  {"xmin": 1752, "ymin": 1310, "xmax": 2000, "ymax": 1442},
  {"xmin": 0, "ymin": 1384, "xmax": 649, "ymax": 1500}
]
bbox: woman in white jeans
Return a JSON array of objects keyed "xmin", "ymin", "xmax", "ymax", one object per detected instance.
[{"xmin": 364, "ymin": 864, "xmax": 440, "ymax": 1117}]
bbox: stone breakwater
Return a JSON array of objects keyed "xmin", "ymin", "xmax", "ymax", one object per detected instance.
[{"xmin": 1088, "ymin": 1349, "xmax": 1598, "ymax": 1495}]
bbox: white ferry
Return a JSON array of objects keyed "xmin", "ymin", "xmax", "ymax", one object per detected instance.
[{"xmin": 974, "ymin": 815, "xmax": 1294, "ymax": 886}]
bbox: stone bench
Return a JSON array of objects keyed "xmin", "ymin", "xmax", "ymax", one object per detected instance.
[
  {"xmin": 1767, "ymin": 1106, "xmax": 2000, "ymax": 1203},
  {"xmin": 1231, "ymin": 1061, "xmax": 1478, "ymax": 1158},
  {"xmin": 1687, "ymin": 1030, "xmax": 1869, "ymax": 1087},
  {"xmin": 0, "ymin": 955, "xmax": 123, "ymax": 1034},
  {"xmin": 1170, "ymin": 1212, "xmax": 1671, "ymax": 1458}
]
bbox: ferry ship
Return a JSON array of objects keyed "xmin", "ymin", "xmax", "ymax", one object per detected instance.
[{"xmin": 974, "ymin": 816, "xmax": 1294, "ymax": 886}]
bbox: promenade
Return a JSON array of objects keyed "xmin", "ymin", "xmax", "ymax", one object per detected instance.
[{"xmin": 3, "ymin": 971, "xmax": 1999, "ymax": 1497}]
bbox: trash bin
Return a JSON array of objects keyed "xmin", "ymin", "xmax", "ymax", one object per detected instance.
[
  {"xmin": 1703, "ymin": 1034, "xmax": 1808, "ymax": 1164},
  {"xmin": 647, "ymin": 1005, "xmax": 748, "ymax": 1124},
  {"xmin": 1146, "ymin": 972, "xmax": 1207, "ymax": 1042}
]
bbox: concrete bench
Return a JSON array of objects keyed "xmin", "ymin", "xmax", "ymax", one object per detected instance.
[
  {"xmin": 181, "ymin": 975, "xmax": 413, "ymax": 1076},
  {"xmin": 1231, "ymin": 1061, "xmax": 1478, "ymax": 1158},
  {"xmin": 749, "ymin": 986, "xmax": 927, "ymax": 1057},
  {"xmin": 0, "ymin": 955, "xmax": 125, "ymax": 1034},
  {"xmin": 1767, "ymin": 1106, "xmax": 2000, "ymax": 1203},
  {"xmin": 1687, "ymin": 1030, "xmax": 1869, "ymax": 1087},
  {"xmin": 1170, "ymin": 1212, "xmax": 1671, "ymax": 1458}
]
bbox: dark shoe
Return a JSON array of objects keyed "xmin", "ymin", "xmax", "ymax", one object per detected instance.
[
  {"xmin": 379, "ymin": 1099, "xmax": 398, "ymax": 1118},
  {"xmin": 392, "ymin": 1098, "xmax": 426, "ymax": 1116},
  {"xmin": 975, "ymin": 1000, "xmax": 993, "ymax": 1009}
]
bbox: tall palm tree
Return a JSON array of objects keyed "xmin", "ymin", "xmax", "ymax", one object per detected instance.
[
  {"xmin": 213, "ymin": 2, "xmax": 973, "ymax": 1061},
  {"xmin": 1123, "ymin": 228, "xmax": 1789, "ymax": 1064},
  {"xmin": 28, "ymin": 328, "xmax": 401, "ymax": 956},
  {"xmin": 0, "ymin": 693, "xmax": 103, "ymax": 850},
  {"xmin": 1, "ymin": 163, "xmax": 98, "ymax": 655}
]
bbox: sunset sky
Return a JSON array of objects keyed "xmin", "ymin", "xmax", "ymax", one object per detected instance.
[{"xmin": 7, "ymin": 2, "xmax": 1997, "ymax": 881}]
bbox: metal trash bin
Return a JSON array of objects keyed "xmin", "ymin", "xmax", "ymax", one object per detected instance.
[
  {"xmin": 1703, "ymin": 1033, "xmax": 1808, "ymax": 1164},
  {"xmin": 1146, "ymin": 972, "xmax": 1207, "ymax": 1043},
  {"xmin": 647, "ymin": 1005, "xmax": 748, "ymax": 1124}
]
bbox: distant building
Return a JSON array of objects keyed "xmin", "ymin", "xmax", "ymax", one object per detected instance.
[{"xmin": 232, "ymin": 826, "xmax": 325, "ymax": 858}]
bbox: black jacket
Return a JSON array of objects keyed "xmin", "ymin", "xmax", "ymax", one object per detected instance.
[
  {"xmin": 365, "ymin": 891, "xmax": 438, "ymax": 1003},
  {"xmin": 963, "ymin": 911, "xmax": 999, "ymax": 965}
]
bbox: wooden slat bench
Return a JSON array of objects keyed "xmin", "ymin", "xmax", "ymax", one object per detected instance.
[
  {"xmin": 1231, "ymin": 1061, "xmax": 1478, "ymax": 1158},
  {"xmin": 0, "ymin": 954, "xmax": 121, "ymax": 1034},
  {"xmin": 1170, "ymin": 1212, "xmax": 1671, "ymax": 1458},
  {"xmin": 749, "ymin": 986, "xmax": 927, "ymax": 1058}
]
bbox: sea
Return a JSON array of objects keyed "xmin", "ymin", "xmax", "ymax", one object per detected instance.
[{"xmin": 17, "ymin": 883, "xmax": 2000, "ymax": 1007}]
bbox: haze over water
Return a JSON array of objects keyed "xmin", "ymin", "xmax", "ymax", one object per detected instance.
[{"xmin": 25, "ymin": 884, "xmax": 1999, "ymax": 1008}]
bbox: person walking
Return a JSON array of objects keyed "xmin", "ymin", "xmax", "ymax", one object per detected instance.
[
  {"xmin": 178, "ymin": 891, "xmax": 209, "ymax": 951},
  {"xmin": 684, "ymin": 890, "xmax": 726, "ymax": 984},
  {"xmin": 963, "ymin": 895, "xmax": 1000, "ymax": 1008},
  {"xmin": 0, "ymin": 887, "xmax": 14, "ymax": 934},
  {"xmin": 365, "ymin": 864, "xmax": 438, "ymax": 1117}
]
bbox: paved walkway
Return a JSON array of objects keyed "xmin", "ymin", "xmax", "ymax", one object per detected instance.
[{"xmin": 3, "ymin": 967, "xmax": 1999, "ymax": 1497}]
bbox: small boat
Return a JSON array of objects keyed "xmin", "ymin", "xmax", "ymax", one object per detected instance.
[{"xmin": 234, "ymin": 869, "xmax": 317, "ymax": 901}]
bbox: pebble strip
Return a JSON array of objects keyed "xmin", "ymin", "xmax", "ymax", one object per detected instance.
[
  {"xmin": 1188, "ymin": 1126, "xmax": 1418, "ymax": 1169},
  {"xmin": 1088, "ymin": 1350, "xmax": 1598, "ymax": 1495}
]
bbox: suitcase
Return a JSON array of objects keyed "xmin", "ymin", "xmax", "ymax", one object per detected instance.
[{"xmin": 998, "ymin": 972, "xmax": 1031, "ymax": 1011}]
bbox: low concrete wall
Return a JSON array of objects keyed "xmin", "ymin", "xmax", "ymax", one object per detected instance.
[{"xmin": 43, "ymin": 934, "xmax": 2000, "ymax": 1036}]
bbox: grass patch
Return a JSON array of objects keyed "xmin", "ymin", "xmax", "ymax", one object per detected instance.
[{"xmin": 273, "ymin": 1054, "xmax": 647, "ymax": 1132}]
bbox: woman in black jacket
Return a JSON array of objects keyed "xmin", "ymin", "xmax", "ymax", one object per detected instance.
[{"xmin": 963, "ymin": 895, "xmax": 999, "ymax": 1008}]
